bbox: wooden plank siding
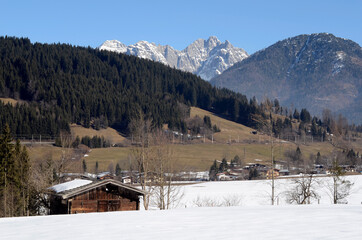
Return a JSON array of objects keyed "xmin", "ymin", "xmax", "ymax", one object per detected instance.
[{"xmin": 69, "ymin": 185, "xmax": 138, "ymax": 214}]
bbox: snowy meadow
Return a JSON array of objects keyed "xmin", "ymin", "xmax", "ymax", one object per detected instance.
[
  {"xmin": 1, "ymin": 175, "xmax": 362, "ymax": 240},
  {"xmin": 170, "ymin": 175, "xmax": 362, "ymax": 208}
]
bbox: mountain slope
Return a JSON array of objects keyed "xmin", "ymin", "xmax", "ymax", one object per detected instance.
[
  {"xmin": 0, "ymin": 37, "xmax": 257, "ymax": 136},
  {"xmin": 99, "ymin": 36, "xmax": 248, "ymax": 80},
  {"xmin": 211, "ymin": 33, "xmax": 362, "ymax": 124}
]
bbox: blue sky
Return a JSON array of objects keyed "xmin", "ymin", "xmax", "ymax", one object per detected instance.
[{"xmin": 1, "ymin": 0, "xmax": 361, "ymax": 54}]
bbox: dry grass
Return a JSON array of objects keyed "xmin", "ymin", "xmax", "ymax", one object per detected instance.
[
  {"xmin": 25, "ymin": 107, "xmax": 361, "ymax": 173},
  {"xmin": 27, "ymin": 145, "xmax": 63, "ymax": 162},
  {"xmin": 26, "ymin": 140, "xmax": 340, "ymax": 173},
  {"xmin": 0, "ymin": 98, "xmax": 21, "ymax": 105},
  {"xmin": 83, "ymin": 147, "xmax": 132, "ymax": 172},
  {"xmin": 70, "ymin": 124, "xmax": 126, "ymax": 145},
  {"xmin": 190, "ymin": 107, "xmax": 265, "ymax": 143}
]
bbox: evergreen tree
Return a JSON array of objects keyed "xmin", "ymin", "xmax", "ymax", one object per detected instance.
[
  {"xmin": 293, "ymin": 109, "xmax": 300, "ymax": 120},
  {"xmin": 218, "ymin": 158, "xmax": 228, "ymax": 172},
  {"xmin": 209, "ymin": 160, "xmax": 218, "ymax": 181},
  {"xmin": 0, "ymin": 124, "xmax": 30, "ymax": 217},
  {"xmin": 95, "ymin": 161, "xmax": 99, "ymax": 174},
  {"xmin": 115, "ymin": 163, "xmax": 121, "ymax": 177},
  {"xmin": 82, "ymin": 159, "xmax": 87, "ymax": 173},
  {"xmin": 248, "ymin": 168, "xmax": 258, "ymax": 180},
  {"xmin": 316, "ymin": 152, "xmax": 322, "ymax": 165},
  {"xmin": 232, "ymin": 155, "xmax": 241, "ymax": 167},
  {"xmin": 203, "ymin": 116, "xmax": 212, "ymax": 129},
  {"xmin": 0, "ymin": 124, "xmax": 14, "ymax": 217},
  {"xmin": 295, "ymin": 146, "xmax": 302, "ymax": 163},
  {"xmin": 72, "ymin": 136, "xmax": 80, "ymax": 148},
  {"xmin": 300, "ymin": 108, "xmax": 311, "ymax": 123}
]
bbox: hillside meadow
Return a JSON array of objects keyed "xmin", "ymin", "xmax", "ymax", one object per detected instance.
[{"xmin": 24, "ymin": 107, "xmax": 353, "ymax": 173}]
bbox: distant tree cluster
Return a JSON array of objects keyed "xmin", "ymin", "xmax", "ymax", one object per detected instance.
[
  {"xmin": 185, "ymin": 115, "xmax": 220, "ymax": 136},
  {"xmin": 79, "ymin": 135, "xmax": 110, "ymax": 148},
  {"xmin": 257, "ymin": 98, "xmax": 357, "ymax": 143},
  {"xmin": 209, "ymin": 155, "xmax": 243, "ymax": 180},
  {"xmin": 55, "ymin": 135, "xmax": 110, "ymax": 149}
]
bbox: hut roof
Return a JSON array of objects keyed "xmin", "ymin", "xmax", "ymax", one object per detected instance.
[
  {"xmin": 49, "ymin": 179, "xmax": 93, "ymax": 193},
  {"xmin": 48, "ymin": 179, "xmax": 147, "ymax": 199}
]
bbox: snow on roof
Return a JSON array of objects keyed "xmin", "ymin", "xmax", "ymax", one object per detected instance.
[
  {"xmin": 97, "ymin": 172, "xmax": 111, "ymax": 178},
  {"xmin": 49, "ymin": 179, "xmax": 93, "ymax": 193}
]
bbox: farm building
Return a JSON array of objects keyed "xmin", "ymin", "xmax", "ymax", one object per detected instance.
[{"xmin": 48, "ymin": 179, "xmax": 146, "ymax": 215}]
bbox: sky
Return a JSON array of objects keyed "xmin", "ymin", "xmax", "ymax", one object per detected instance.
[{"xmin": 1, "ymin": 0, "xmax": 361, "ymax": 54}]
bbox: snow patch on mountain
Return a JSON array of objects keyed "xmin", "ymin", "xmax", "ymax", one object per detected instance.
[
  {"xmin": 332, "ymin": 51, "xmax": 346, "ymax": 75},
  {"xmin": 99, "ymin": 37, "xmax": 248, "ymax": 80}
]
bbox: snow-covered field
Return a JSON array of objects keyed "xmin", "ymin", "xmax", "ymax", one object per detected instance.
[
  {"xmin": 1, "ymin": 205, "xmax": 362, "ymax": 239},
  {"xmin": 172, "ymin": 175, "xmax": 362, "ymax": 208},
  {"xmin": 1, "ymin": 175, "xmax": 362, "ymax": 240}
]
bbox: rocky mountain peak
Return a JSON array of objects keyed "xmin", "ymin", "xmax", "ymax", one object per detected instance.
[{"xmin": 99, "ymin": 37, "xmax": 248, "ymax": 80}]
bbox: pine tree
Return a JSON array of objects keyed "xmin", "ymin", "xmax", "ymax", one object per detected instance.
[
  {"xmin": 0, "ymin": 124, "xmax": 14, "ymax": 217},
  {"xmin": 293, "ymin": 109, "xmax": 300, "ymax": 120},
  {"xmin": 115, "ymin": 163, "xmax": 121, "ymax": 177},
  {"xmin": 209, "ymin": 160, "xmax": 218, "ymax": 181},
  {"xmin": 295, "ymin": 146, "xmax": 302, "ymax": 163},
  {"xmin": 232, "ymin": 155, "xmax": 241, "ymax": 167},
  {"xmin": 218, "ymin": 158, "xmax": 228, "ymax": 172},
  {"xmin": 0, "ymin": 124, "xmax": 31, "ymax": 217},
  {"xmin": 316, "ymin": 152, "xmax": 322, "ymax": 165},
  {"xmin": 82, "ymin": 159, "xmax": 87, "ymax": 173},
  {"xmin": 203, "ymin": 116, "xmax": 212, "ymax": 129},
  {"xmin": 95, "ymin": 161, "xmax": 99, "ymax": 174}
]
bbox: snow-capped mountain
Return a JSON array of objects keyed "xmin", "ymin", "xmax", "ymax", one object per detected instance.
[{"xmin": 99, "ymin": 36, "xmax": 248, "ymax": 80}]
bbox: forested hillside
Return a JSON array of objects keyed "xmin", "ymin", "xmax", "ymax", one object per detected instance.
[
  {"xmin": 0, "ymin": 37, "xmax": 260, "ymax": 136},
  {"xmin": 211, "ymin": 33, "xmax": 362, "ymax": 124}
]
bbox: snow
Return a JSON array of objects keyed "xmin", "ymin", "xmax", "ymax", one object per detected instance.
[
  {"xmin": 175, "ymin": 175, "xmax": 362, "ymax": 208},
  {"xmin": 2, "ymin": 175, "xmax": 362, "ymax": 239},
  {"xmin": 1, "ymin": 205, "xmax": 361, "ymax": 239},
  {"xmin": 49, "ymin": 179, "xmax": 92, "ymax": 193},
  {"xmin": 98, "ymin": 37, "xmax": 248, "ymax": 80},
  {"xmin": 332, "ymin": 51, "xmax": 346, "ymax": 75}
]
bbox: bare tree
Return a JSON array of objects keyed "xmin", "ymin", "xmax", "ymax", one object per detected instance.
[
  {"xmin": 222, "ymin": 194, "xmax": 243, "ymax": 207},
  {"xmin": 30, "ymin": 153, "xmax": 56, "ymax": 215},
  {"xmin": 54, "ymin": 131, "xmax": 75, "ymax": 182},
  {"xmin": 151, "ymin": 129, "xmax": 183, "ymax": 210},
  {"xmin": 129, "ymin": 112, "xmax": 154, "ymax": 210},
  {"xmin": 325, "ymin": 152, "xmax": 353, "ymax": 204},
  {"xmin": 130, "ymin": 112, "xmax": 184, "ymax": 210},
  {"xmin": 193, "ymin": 196, "xmax": 222, "ymax": 207},
  {"xmin": 192, "ymin": 194, "xmax": 243, "ymax": 207},
  {"xmin": 285, "ymin": 174, "xmax": 320, "ymax": 204}
]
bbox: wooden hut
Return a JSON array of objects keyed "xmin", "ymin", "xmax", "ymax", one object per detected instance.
[{"xmin": 48, "ymin": 179, "xmax": 146, "ymax": 215}]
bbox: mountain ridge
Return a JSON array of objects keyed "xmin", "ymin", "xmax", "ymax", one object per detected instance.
[
  {"xmin": 99, "ymin": 36, "xmax": 248, "ymax": 80},
  {"xmin": 211, "ymin": 33, "xmax": 362, "ymax": 124}
]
